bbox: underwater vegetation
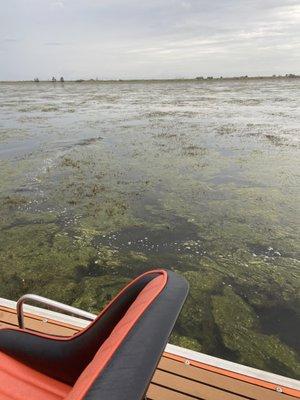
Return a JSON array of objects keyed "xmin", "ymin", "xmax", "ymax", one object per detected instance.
[{"xmin": 0, "ymin": 79, "xmax": 299, "ymax": 378}]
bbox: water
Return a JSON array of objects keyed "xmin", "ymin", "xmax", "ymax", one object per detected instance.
[{"xmin": 0, "ymin": 79, "xmax": 299, "ymax": 378}]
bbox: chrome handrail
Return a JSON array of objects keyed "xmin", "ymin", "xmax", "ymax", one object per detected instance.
[{"xmin": 16, "ymin": 294, "xmax": 96, "ymax": 329}]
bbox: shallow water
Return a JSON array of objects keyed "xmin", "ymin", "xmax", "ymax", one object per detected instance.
[{"xmin": 0, "ymin": 79, "xmax": 299, "ymax": 378}]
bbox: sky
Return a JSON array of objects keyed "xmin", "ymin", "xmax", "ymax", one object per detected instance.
[{"xmin": 0, "ymin": 0, "xmax": 299, "ymax": 80}]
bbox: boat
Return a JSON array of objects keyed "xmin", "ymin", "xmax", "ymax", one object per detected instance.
[{"xmin": 0, "ymin": 269, "xmax": 299, "ymax": 400}]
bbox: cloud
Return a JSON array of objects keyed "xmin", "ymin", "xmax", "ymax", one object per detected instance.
[
  {"xmin": 44, "ymin": 42, "xmax": 64, "ymax": 46},
  {"xmin": 0, "ymin": 0, "xmax": 299, "ymax": 80},
  {"xmin": 2, "ymin": 38, "xmax": 18, "ymax": 43},
  {"xmin": 51, "ymin": 1, "xmax": 64, "ymax": 8}
]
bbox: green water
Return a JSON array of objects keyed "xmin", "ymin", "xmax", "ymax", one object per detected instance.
[{"xmin": 0, "ymin": 79, "xmax": 299, "ymax": 378}]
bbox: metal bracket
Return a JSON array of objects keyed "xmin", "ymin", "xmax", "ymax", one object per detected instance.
[{"xmin": 16, "ymin": 294, "xmax": 95, "ymax": 329}]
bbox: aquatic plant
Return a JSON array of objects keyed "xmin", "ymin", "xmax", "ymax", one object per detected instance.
[{"xmin": 0, "ymin": 79, "xmax": 299, "ymax": 378}]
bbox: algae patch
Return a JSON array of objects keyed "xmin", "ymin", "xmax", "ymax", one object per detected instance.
[{"xmin": 0, "ymin": 79, "xmax": 299, "ymax": 378}]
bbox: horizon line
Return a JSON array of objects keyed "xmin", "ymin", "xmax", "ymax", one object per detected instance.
[{"xmin": 1, "ymin": 74, "xmax": 300, "ymax": 83}]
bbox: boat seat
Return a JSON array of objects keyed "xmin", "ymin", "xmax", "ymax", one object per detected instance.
[
  {"xmin": 0, "ymin": 269, "xmax": 188, "ymax": 400},
  {"xmin": 0, "ymin": 352, "xmax": 71, "ymax": 400}
]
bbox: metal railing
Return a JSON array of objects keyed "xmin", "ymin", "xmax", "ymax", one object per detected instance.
[{"xmin": 16, "ymin": 294, "xmax": 96, "ymax": 329}]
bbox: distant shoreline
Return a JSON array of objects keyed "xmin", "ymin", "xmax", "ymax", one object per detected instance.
[{"xmin": 0, "ymin": 75, "xmax": 299, "ymax": 83}]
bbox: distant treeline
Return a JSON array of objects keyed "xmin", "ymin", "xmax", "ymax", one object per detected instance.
[
  {"xmin": 195, "ymin": 74, "xmax": 299, "ymax": 80},
  {"xmin": 2, "ymin": 74, "xmax": 298, "ymax": 83}
]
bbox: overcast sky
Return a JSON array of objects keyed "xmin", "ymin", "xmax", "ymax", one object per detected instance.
[{"xmin": 0, "ymin": 0, "xmax": 299, "ymax": 80}]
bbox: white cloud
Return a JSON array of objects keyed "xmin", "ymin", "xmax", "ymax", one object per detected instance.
[
  {"xmin": 51, "ymin": 1, "xmax": 64, "ymax": 8},
  {"xmin": 0, "ymin": 0, "xmax": 299, "ymax": 79}
]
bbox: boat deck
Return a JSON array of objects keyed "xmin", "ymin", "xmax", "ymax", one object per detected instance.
[{"xmin": 0, "ymin": 303, "xmax": 299, "ymax": 400}]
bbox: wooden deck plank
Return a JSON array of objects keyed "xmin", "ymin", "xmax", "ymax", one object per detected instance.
[
  {"xmin": 147, "ymin": 383, "xmax": 198, "ymax": 400},
  {"xmin": 158, "ymin": 357, "xmax": 295, "ymax": 400},
  {"xmin": 152, "ymin": 369, "xmax": 248, "ymax": 400},
  {"xmin": 0, "ymin": 305, "xmax": 299, "ymax": 400},
  {"xmin": 0, "ymin": 306, "xmax": 78, "ymax": 336}
]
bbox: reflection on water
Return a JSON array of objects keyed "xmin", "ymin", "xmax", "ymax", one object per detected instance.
[{"xmin": 0, "ymin": 79, "xmax": 299, "ymax": 378}]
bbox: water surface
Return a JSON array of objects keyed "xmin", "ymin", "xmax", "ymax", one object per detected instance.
[{"xmin": 0, "ymin": 79, "xmax": 299, "ymax": 378}]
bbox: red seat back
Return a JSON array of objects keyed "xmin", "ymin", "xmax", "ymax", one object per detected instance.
[{"xmin": 66, "ymin": 273, "xmax": 167, "ymax": 400}]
